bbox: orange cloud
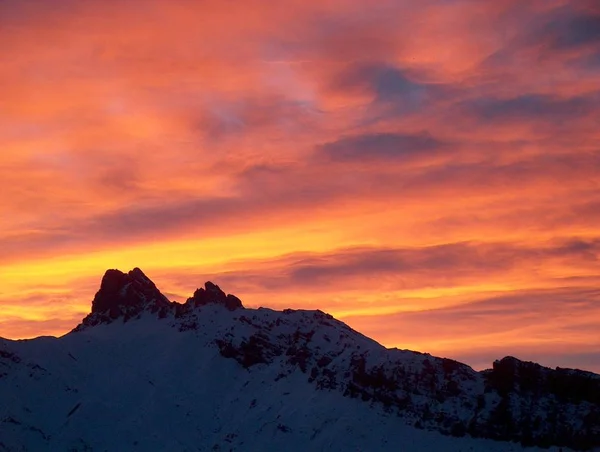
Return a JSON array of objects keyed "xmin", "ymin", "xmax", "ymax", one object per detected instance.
[{"xmin": 1, "ymin": 0, "xmax": 599, "ymax": 372}]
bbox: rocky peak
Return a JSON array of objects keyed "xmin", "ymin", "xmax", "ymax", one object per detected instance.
[
  {"xmin": 74, "ymin": 268, "xmax": 171, "ymax": 330},
  {"xmin": 74, "ymin": 269, "xmax": 244, "ymax": 331},
  {"xmin": 186, "ymin": 281, "xmax": 243, "ymax": 311},
  {"xmin": 91, "ymin": 267, "xmax": 169, "ymax": 315}
]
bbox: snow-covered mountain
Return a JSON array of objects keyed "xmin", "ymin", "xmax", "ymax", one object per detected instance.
[{"xmin": 1, "ymin": 268, "xmax": 598, "ymax": 451}]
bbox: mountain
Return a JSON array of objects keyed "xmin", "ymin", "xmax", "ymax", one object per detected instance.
[{"xmin": 1, "ymin": 268, "xmax": 598, "ymax": 451}]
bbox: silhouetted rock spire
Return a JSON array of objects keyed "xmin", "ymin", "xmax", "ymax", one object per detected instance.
[
  {"xmin": 187, "ymin": 281, "xmax": 243, "ymax": 311},
  {"xmin": 91, "ymin": 268, "xmax": 170, "ymax": 317},
  {"xmin": 74, "ymin": 268, "xmax": 244, "ymax": 331}
]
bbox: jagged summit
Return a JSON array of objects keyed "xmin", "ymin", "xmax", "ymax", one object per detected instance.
[
  {"xmin": 75, "ymin": 268, "xmax": 243, "ymax": 331},
  {"xmin": 92, "ymin": 267, "xmax": 169, "ymax": 315},
  {"xmin": 187, "ymin": 281, "xmax": 243, "ymax": 311}
]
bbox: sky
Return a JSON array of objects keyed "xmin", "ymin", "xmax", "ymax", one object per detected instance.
[{"xmin": 1, "ymin": 0, "xmax": 599, "ymax": 372}]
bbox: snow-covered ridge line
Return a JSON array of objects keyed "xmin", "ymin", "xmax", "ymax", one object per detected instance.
[{"xmin": 1, "ymin": 267, "xmax": 599, "ymax": 451}]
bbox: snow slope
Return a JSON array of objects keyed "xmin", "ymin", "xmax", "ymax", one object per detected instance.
[{"xmin": 0, "ymin": 268, "xmax": 598, "ymax": 451}]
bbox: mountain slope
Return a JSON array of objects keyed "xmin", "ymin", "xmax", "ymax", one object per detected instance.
[{"xmin": 0, "ymin": 268, "xmax": 598, "ymax": 451}]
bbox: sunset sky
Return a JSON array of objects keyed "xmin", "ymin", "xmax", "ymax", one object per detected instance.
[{"xmin": 1, "ymin": 0, "xmax": 599, "ymax": 372}]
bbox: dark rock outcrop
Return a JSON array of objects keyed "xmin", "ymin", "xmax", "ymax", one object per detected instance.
[
  {"xmin": 474, "ymin": 356, "xmax": 600, "ymax": 449},
  {"xmin": 75, "ymin": 268, "xmax": 172, "ymax": 330},
  {"xmin": 91, "ymin": 268, "xmax": 170, "ymax": 316},
  {"xmin": 186, "ymin": 281, "xmax": 243, "ymax": 311},
  {"xmin": 73, "ymin": 269, "xmax": 243, "ymax": 331},
  {"xmin": 211, "ymin": 311, "xmax": 600, "ymax": 451}
]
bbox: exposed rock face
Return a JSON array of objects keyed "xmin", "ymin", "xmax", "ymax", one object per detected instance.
[
  {"xmin": 75, "ymin": 268, "xmax": 172, "ymax": 330},
  {"xmin": 202, "ymin": 309, "xmax": 600, "ymax": 450},
  {"xmin": 187, "ymin": 281, "xmax": 243, "ymax": 311},
  {"xmin": 211, "ymin": 314, "xmax": 600, "ymax": 450},
  {"xmin": 74, "ymin": 269, "xmax": 243, "ymax": 331},
  {"xmin": 477, "ymin": 356, "xmax": 600, "ymax": 449},
  {"xmin": 92, "ymin": 268, "xmax": 170, "ymax": 315}
]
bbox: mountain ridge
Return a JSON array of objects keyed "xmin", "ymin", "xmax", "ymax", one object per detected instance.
[{"xmin": 1, "ymin": 268, "xmax": 599, "ymax": 451}]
